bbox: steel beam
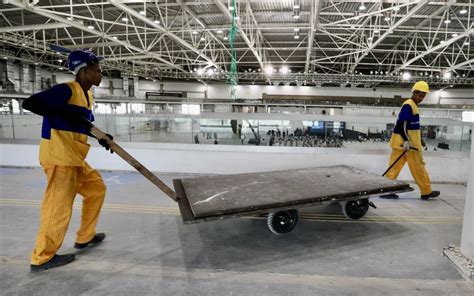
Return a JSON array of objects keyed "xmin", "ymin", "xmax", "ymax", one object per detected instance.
[
  {"xmin": 393, "ymin": 29, "xmax": 474, "ymax": 73},
  {"xmin": 0, "ymin": 23, "xmax": 71, "ymax": 33},
  {"xmin": 7, "ymin": 0, "xmax": 187, "ymax": 73},
  {"xmin": 109, "ymin": 0, "xmax": 218, "ymax": 69},
  {"xmin": 304, "ymin": 0, "xmax": 322, "ymax": 73},
  {"xmin": 349, "ymin": 0, "xmax": 429, "ymax": 73}
]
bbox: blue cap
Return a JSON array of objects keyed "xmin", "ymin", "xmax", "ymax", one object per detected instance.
[{"xmin": 68, "ymin": 50, "xmax": 104, "ymax": 74}]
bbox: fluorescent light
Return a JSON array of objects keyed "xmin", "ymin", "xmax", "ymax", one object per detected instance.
[
  {"xmin": 66, "ymin": 17, "xmax": 73, "ymax": 21},
  {"xmin": 440, "ymin": 40, "xmax": 445, "ymax": 44},
  {"xmin": 464, "ymin": 42, "xmax": 470, "ymax": 46},
  {"xmin": 459, "ymin": 8, "xmax": 467, "ymax": 15},
  {"xmin": 192, "ymin": 30, "xmax": 198, "ymax": 35},
  {"xmin": 294, "ymin": 28, "xmax": 300, "ymax": 32},
  {"xmin": 384, "ymin": 16, "xmax": 390, "ymax": 21},
  {"xmin": 87, "ymin": 25, "xmax": 94, "ymax": 29},
  {"xmin": 293, "ymin": 15, "xmax": 300, "ymax": 19},
  {"xmin": 58, "ymin": 59, "xmax": 63, "ymax": 63},
  {"xmin": 443, "ymin": 71, "xmax": 451, "ymax": 79},
  {"xmin": 359, "ymin": 4, "xmax": 366, "ymax": 11},
  {"xmin": 280, "ymin": 66, "xmax": 289, "ymax": 74},
  {"xmin": 153, "ymin": 18, "xmax": 160, "ymax": 24},
  {"xmin": 392, "ymin": 6, "xmax": 400, "ymax": 11},
  {"xmin": 294, "ymin": 35, "xmax": 299, "ymax": 39},
  {"xmin": 200, "ymin": 37, "xmax": 205, "ymax": 41},
  {"xmin": 402, "ymin": 72, "xmax": 411, "ymax": 80},
  {"xmin": 139, "ymin": 10, "xmax": 146, "ymax": 15},
  {"xmin": 444, "ymin": 19, "xmax": 451, "ymax": 24},
  {"xmin": 293, "ymin": 5, "xmax": 300, "ymax": 9},
  {"xmin": 229, "ymin": 6, "xmax": 234, "ymax": 11},
  {"xmin": 113, "ymin": 36, "xmax": 118, "ymax": 40},
  {"xmin": 122, "ymin": 17, "xmax": 128, "ymax": 22},
  {"xmin": 223, "ymin": 36, "xmax": 228, "ymax": 40},
  {"xmin": 374, "ymin": 29, "xmax": 380, "ymax": 34},
  {"xmin": 217, "ymin": 30, "xmax": 223, "ymax": 34},
  {"xmin": 452, "ymin": 33, "xmax": 458, "ymax": 37},
  {"xmin": 367, "ymin": 36, "xmax": 373, "ymax": 41}
]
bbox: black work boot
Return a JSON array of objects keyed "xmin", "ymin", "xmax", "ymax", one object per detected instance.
[
  {"xmin": 30, "ymin": 254, "xmax": 75, "ymax": 273},
  {"xmin": 380, "ymin": 193, "xmax": 399, "ymax": 199},
  {"xmin": 74, "ymin": 233, "xmax": 106, "ymax": 249},
  {"xmin": 421, "ymin": 190, "xmax": 440, "ymax": 200}
]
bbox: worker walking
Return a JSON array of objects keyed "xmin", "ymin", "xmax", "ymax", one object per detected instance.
[
  {"xmin": 23, "ymin": 50, "xmax": 113, "ymax": 272},
  {"xmin": 382, "ymin": 81, "xmax": 440, "ymax": 200}
]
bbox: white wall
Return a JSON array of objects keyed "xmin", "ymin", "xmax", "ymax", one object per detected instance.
[{"xmin": 0, "ymin": 141, "xmax": 469, "ymax": 184}]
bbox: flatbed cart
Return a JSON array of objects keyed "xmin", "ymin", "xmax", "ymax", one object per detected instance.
[{"xmin": 90, "ymin": 125, "xmax": 413, "ymax": 235}]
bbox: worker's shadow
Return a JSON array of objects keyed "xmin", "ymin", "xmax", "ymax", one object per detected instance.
[{"xmin": 175, "ymin": 203, "xmax": 413, "ymax": 272}]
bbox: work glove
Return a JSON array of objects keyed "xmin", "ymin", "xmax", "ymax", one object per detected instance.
[
  {"xmin": 402, "ymin": 141, "xmax": 412, "ymax": 150},
  {"xmin": 98, "ymin": 134, "xmax": 114, "ymax": 154}
]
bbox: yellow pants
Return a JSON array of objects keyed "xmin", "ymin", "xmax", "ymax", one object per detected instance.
[
  {"xmin": 386, "ymin": 149, "xmax": 431, "ymax": 196},
  {"xmin": 31, "ymin": 162, "xmax": 106, "ymax": 265}
]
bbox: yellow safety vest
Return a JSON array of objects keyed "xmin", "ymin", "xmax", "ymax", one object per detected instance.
[
  {"xmin": 389, "ymin": 99, "xmax": 422, "ymax": 150},
  {"xmin": 39, "ymin": 81, "xmax": 94, "ymax": 166}
]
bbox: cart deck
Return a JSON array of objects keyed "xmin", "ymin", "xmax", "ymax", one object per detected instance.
[{"xmin": 173, "ymin": 165, "xmax": 412, "ymax": 224}]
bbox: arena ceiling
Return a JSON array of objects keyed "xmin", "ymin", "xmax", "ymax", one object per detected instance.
[{"xmin": 0, "ymin": 0, "xmax": 473, "ymax": 87}]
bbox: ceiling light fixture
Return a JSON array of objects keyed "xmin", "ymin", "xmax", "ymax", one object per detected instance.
[
  {"xmin": 264, "ymin": 65, "xmax": 274, "ymax": 76},
  {"xmin": 153, "ymin": 17, "xmax": 160, "ymax": 24},
  {"xmin": 359, "ymin": 3, "xmax": 366, "ymax": 11},
  {"xmin": 122, "ymin": 17, "xmax": 128, "ymax": 22},
  {"xmin": 459, "ymin": 8, "xmax": 467, "ymax": 15},
  {"xmin": 139, "ymin": 10, "xmax": 146, "ymax": 15},
  {"xmin": 402, "ymin": 72, "xmax": 411, "ymax": 80},
  {"xmin": 452, "ymin": 33, "xmax": 458, "ymax": 37},
  {"xmin": 392, "ymin": 6, "xmax": 400, "ymax": 11}
]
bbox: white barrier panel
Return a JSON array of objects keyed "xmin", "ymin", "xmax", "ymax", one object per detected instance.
[{"xmin": 0, "ymin": 141, "xmax": 469, "ymax": 183}]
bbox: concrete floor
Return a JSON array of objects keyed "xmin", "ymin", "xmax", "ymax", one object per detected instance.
[{"xmin": 1, "ymin": 167, "xmax": 473, "ymax": 296}]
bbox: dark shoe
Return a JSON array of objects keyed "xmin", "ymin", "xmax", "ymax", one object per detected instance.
[
  {"xmin": 380, "ymin": 193, "xmax": 399, "ymax": 199},
  {"xmin": 30, "ymin": 254, "xmax": 75, "ymax": 273},
  {"xmin": 74, "ymin": 233, "xmax": 106, "ymax": 249},
  {"xmin": 421, "ymin": 190, "xmax": 440, "ymax": 200}
]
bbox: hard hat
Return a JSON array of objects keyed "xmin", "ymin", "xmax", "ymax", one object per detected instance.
[
  {"xmin": 412, "ymin": 81, "xmax": 429, "ymax": 93},
  {"xmin": 68, "ymin": 50, "xmax": 103, "ymax": 74}
]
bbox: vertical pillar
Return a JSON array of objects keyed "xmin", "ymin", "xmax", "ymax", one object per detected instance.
[
  {"xmin": 123, "ymin": 76, "xmax": 129, "ymax": 97},
  {"xmin": 6, "ymin": 61, "xmax": 19, "ymax": 92},
  {"xmin": 34, "ymin": 65, "xmax": 42, "ymax": 93},
  {"xmin": 133, "ymin": 77, "xmax": 139, "ymax": 98},
  {"xmin": 20, "ymin": 64, "xmax": 31, "ymax": 93},
  {"xmin": 460, "ymin": 139, "xmax": 474, "ymax": 260}
]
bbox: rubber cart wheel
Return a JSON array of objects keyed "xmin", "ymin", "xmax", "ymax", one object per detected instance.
[
  {"xmin": 267, "ymin": 209, "xmax": 299, "ymax": 235},
  {"xmin": 341, "ymin": 198, "xmax": 369, "ymax": 219}
]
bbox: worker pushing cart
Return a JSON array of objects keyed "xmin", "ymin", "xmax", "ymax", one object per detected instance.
[{"xmin": 23, "ymin": 49, "xmax": 113, "ymax": 272}]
